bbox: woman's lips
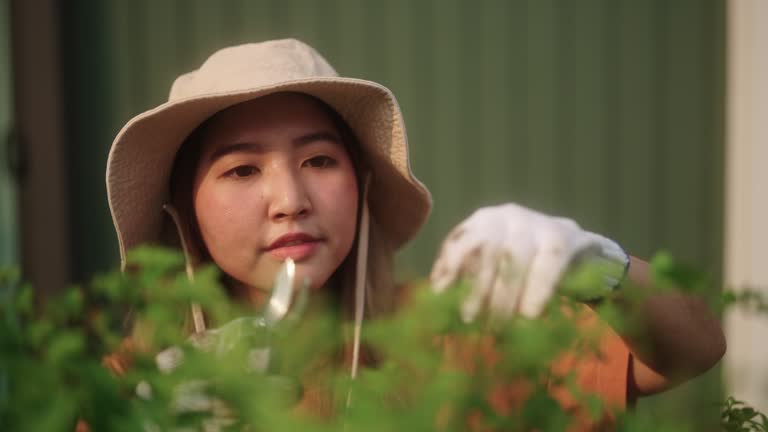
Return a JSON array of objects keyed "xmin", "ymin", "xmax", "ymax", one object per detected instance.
[
  {"xmin": 268, "ymin": 241, "xmax": 320, "ymax": 261},
  {"xmin": 266, "ymin": 233, "xmax": 322, "ymax": 261}
]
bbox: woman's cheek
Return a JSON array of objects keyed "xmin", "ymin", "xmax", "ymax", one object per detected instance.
[
  {"xmin": 330, "ymin": 171, "xmax": 359, "ymax": 243},
  {"xmin": 326, "ymin": 171, "xmax": 358, "ymax": 210},
  {"xmin": 196, "ymin": 183, "xmax": 250, "ymax": 238},
  {"xmin": 336, "ymin": 163, "xmax": 359, "ymax": 195}
]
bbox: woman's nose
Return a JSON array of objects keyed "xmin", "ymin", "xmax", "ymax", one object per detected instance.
[{"xmin": 267, "ymin": 169, "xmax": 312, "ymax": 221}]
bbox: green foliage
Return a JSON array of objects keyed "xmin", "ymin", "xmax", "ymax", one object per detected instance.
[
  {"xmin": 721, "ymin": 397, "xmax": 768, "ymax": 432},
  {"xmin": 0, "ymin": 247, "xmax": 764, "ymax": 431},
  {"xmin": 650, "ymin": 250, "xmax": 713, "ymax": 293}
]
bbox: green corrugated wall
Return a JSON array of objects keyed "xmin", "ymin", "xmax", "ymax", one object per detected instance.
[
  {"xmin": 0, "ymin": 0, "xmax": 16, "ymax": 266},
  {"xmin": 62, "ymin": 0, "xmax": 725, "ymax": 427},
  {"xmin": 63, "ymin": 0, "xmax": 725, "ymax": 279}
]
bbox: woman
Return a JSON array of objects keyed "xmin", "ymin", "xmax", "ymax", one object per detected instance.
[{"xmin": 105, "ymin": 39, "xmax": 725, "ymax": 429}]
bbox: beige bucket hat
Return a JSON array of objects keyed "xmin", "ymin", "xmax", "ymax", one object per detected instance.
[{"xmin": 106, "ymin": 38, "xmax": 432, "ymax": 264}]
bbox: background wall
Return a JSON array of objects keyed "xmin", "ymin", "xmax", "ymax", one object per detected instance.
[
  {"xmin": 0, "ymin": 0, "xmax": 16, "ymax": 266},
  {"xmin": 61, "ymin": 0, "xmax": 725, "ymax": 285},
  {"xmin": 7, "ymin": 0, "xmax": 726, "ymax": 428},
  {"xmin": 725, "ymin": 0, "xmax": 768, "ymax": 414},
  {"xmin": 9, "ymin": 0, "xmax": 70, "ymax": 295}
]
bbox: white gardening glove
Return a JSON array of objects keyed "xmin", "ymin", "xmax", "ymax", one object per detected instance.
[{"xmin": 430, "ymin": 203, "xmax": 629, "ymax": 321}]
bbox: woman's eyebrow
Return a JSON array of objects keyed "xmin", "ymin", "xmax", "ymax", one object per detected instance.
[
  {"xmin": 208, "ymin": 142, "xmax": 264, "ymax": 163},
  {"xmin": 208, "ymin": 131, "xmax": 342, "ymax": 163},
  {"xmin": 293, "ymin": 131, "xmax": 341, "ymax": 147}
]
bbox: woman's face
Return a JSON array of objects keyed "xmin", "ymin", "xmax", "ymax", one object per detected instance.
[{"xmin": 193, "ymin": 93, "xmax": 359, "ymax": 296}]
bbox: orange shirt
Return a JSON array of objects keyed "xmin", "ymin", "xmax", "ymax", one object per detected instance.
[
  {"xmin": 547, "ymin": 306, "xmax": 630, "ymax": 431},
  {"xmin": 452, "ymin": 304, "xmax": 630, "ymax": 431}
]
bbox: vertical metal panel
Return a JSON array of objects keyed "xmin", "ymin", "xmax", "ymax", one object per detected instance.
[
  {"xmin": 612, "ymin": 0, "xmax": 656, "ymax": 256},
  {"xmin": 476, "ymin": 0, "xmax": 525, "ymax": 208},
  {"xmin": 525, "ymin": 0, "xmax": 558, "ymax": 212},
  {"xmin": 557, "ymin": 0, "xmax": 608, "ymax": 229},
  {"xmin": 428, "ymin": 0, "xmax": 463, "ymax": 252},
  {"xmin": 0, "ymin": 0, "xmax": 16, "ymax": 266},
  {"xmin": 392, "ymin": 0, "xmax": 438, "ymax": 275},
  {"xmin": 659, "ymin": 0, "xmax": 708, "ymax": 263},
  {"xmin": 62, "ymin": 1, "xmax": 116, "ymax": 281},
  {"xmin": 10, "ymin": 0, "xmax": 70, "ymax": 294}
]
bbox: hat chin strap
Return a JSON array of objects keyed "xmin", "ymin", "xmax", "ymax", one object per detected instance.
[
  {"xmin": 163, "ymin": 203, "xmax": 207, "ymax": 334},
  {"xmin": 350, "ymin": 176, "xmax": 371, "ymax": 380},
  {"xmin": 346, "ymin": 175, "xmax": 371, "ymax": 413}
]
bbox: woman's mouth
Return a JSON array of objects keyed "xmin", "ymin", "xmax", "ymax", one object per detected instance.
[{"xmin": 266, "ymin": 232, "xmax": 323, "ymax": 261}]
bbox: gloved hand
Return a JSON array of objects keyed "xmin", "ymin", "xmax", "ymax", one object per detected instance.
[{"xmin": 430, "ymin": 203, "xmax": 629, "ymax": 321}]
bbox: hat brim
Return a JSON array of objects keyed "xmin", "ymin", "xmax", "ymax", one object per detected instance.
[{"xmin": 107, "ymin": 77, "xmax": 432, "ymax": 264}]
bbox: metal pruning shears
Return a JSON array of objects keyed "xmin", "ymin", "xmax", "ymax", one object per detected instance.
[
  {"xmin": 211, "ymin": 258, "xmax": 309, "ymax": 370},
  {"xmin": 263, "ymin": 258, "xmax": 309, "ymax": 328},
  {"xmin": 150, "ymin": 260, "xmax": 309, "ymax": 413},
  {"xmin": 155, "ymin": 258, "xmax": 309, "ymax": 374}
]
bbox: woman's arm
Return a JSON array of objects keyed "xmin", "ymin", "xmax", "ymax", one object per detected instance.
[
  {"xmin": 430, "ymin": 204, "xmax": 726, "ymax": 396},
  {"xmin": 607, "ymin": 256, "xmax": 726, "ymax": 396}
]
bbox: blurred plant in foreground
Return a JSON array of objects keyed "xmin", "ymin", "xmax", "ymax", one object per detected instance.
[
  {"xmin": 721, "ymin": 397, "xmax": 768, "ymax": 432},
  {"xmin": 0, "ymin": 246, "xmax": 764, "ymax": 431}
]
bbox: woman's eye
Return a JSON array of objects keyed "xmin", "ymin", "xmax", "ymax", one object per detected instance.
[
  {"xmin": 226, "ymin": 165, "xmax": 259, "ymax": 178},
  {"xmin": 304, "ymin": 156, "xmax": 337, "ymax": 169}
]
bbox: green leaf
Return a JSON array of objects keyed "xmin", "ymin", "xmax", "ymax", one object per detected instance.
[
  {"xmin": 46, "ymin": 330, "xmax": 85, "ymax": 366},
  {"xmin": 650, "ymin": 251, "xmax": 711, "ymax": 292}
]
